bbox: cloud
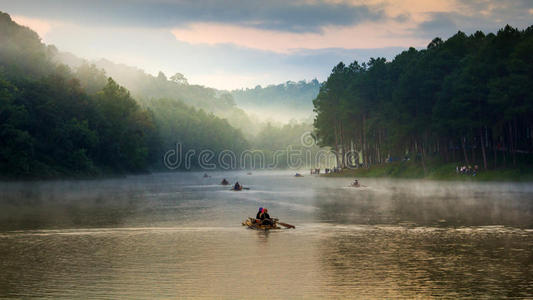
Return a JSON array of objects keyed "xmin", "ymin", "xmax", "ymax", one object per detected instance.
[
  {"xmin": 35, "ymin": 19, "xmax": 404, "ymax": 89},
  {"xmin": 0, "ymin": 0, "xmax": 383, "ymax": 33},
  {"xmin": 414, "ymin": 0, "xmax": 533, "ymax": 39},
  {"xmin": 415, "ymin": 13, "xmax": 458, "ymax": 39},
  {"xmin": 2, "ymin": 0, "xmax": 532, "ymax": 89},
  {"xmin": 171, "ymin": 20, "xmax": 427, "ymax": 53},
  {"xmin": 4, "ymin": 0, "xmax": 531, "ymax": 50}
]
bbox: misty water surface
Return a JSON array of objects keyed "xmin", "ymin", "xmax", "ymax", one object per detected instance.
[{"xmin": 0, "ymin": 171, "xmax": 532, "ymax": 298}]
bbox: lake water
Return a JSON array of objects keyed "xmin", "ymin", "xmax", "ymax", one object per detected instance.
[{"xmin": 0, "ymin": 171, "xmax": 532, "ymax": 298}]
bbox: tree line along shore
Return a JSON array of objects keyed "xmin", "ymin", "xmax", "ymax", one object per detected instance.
[{"xmin": 313, "ymin": 25, "xmax": 533, "ymax": 180}]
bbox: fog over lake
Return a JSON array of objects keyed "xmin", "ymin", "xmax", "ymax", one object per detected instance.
[{"xmin": 1, "ymin": 171, "xmax": 532, "ymax": 298}]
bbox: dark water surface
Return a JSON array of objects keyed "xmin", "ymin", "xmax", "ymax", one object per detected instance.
[{"xmin": 0, "ymin": 171, "xmax": 532, "ymax": 298}]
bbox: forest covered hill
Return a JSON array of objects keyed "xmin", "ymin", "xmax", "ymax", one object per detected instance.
[{"xmin": 0, "ymin": 11, "xmax": 248, "ymax": 178}]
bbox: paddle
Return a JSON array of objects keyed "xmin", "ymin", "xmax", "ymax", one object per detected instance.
[{"xmin": 277, "ymin": 221, "xmax": 295, "ymax": 229}]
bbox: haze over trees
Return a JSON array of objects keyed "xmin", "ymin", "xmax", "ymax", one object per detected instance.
[
  {"xmin": 231, "ymin": 80, "xmax": 320, "ymax": 122},
  {"xmin": 56, "ymin": 46, "xmax": 321, "ymax": 138},
  {"xmin": 0, "ymin": 12, "xmax": 248, "ymax": 178},
  {"xmin": 313, "ymin": 25, "xmax": 533, "ymax": 171},
  {"xmin": 252, "ymin": 122, "xmax": 333, "ymax": 169},
  {"xmin": 55, "ymin": 52, "xmax": 255, "ymax": 133},
  {"xmin": 57, "ymin": 52, "xmax": 322, "ymax": 131}
]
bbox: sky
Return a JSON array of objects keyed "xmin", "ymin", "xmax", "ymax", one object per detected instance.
[{"xmin": 2, "ymin": 0, "xmax": 532, "ymax": 90}]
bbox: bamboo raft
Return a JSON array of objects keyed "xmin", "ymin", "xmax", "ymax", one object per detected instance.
[{"xmin": 242, "ymin": 217, "xmax": 295, "ymax": 230}]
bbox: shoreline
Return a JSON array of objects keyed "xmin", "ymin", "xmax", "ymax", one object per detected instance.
[
  {"xmin": 320, "ymin": 162, "xmax": 533, "ymax": 182},
  {"xmin": 2, "ymin": 165, "xmax": 532, "ymax": 182}
]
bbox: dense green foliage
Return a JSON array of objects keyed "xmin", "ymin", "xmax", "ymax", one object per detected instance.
[
  {"xmin": 0, "ymin": 12, "xmax": 160, "ymax": 177},
  {"xmin": 68, "ymin": 61, "xmax": 251, "ymax": 166},
  {"xmin": 314, "ymin": 25, "xmax": 533, "ymax": 172},
  {"xmin": 0, "ymin": 72, "xmax": 158, "ymax": 177},
  {"xmin": 146, "ymin": 98, "xmax": 248, "ymax": 169},
  {"xmin": 0, "ymin": 12, "xmax": 249, "ymax": 178}
]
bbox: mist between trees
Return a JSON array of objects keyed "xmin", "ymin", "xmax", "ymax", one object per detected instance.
[
  {"xmin": 161, "ymin": 135, "xmax": 337, "ymax": 171},
  {"xmin": 0, "ymin": 11, "xmax": 320, "ymax": 178}
]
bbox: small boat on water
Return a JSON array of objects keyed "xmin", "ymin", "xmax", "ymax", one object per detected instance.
[
  {"xmin": 242, "ymin": 217, "xmax": 295, "ymax": 230},
  {"xmin": 349, "ymin": 179, "xmax": 366, "ymax": 188},
  {"xmin": 242, "ymin": 217, "xmax": 280, "ymax": 230},
  {"xmin": 231, "ymin": 182, "xmax": 249, "ymax": 191},
  {"xmin": 294, "ymin": 173, "xmax": 304, "ymax": 177}
]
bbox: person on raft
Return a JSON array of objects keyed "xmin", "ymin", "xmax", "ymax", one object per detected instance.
[
  {"xmin": 233, "ymin": 181, "xmax": 242, "ymax": 190},
  {"xmin": 221, "ymin": 178, "xmax": 229, "ymax": 185},
  {"xmin": 256, "ymin": 207, "xmax": 263, "ymax": 220},
  {"xmin": 257, "ymin": 208, "xmax": 273, "ymax": 225},
  {"xmin": 352, "ymin": 179, "xmax": 360, "ymax": 187}
]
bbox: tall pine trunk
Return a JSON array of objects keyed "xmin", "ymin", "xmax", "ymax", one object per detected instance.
[
  {"xmin": 420, "ymin": 140, "xmax": 427, "ymax": 175},
  {"xmin": 461, "ymin": 136, "xmax": 470, "ymax": 165},
  {"xmin": 472, "ymin": 141, "xmax": 476, "ymax": 165},
  {"xmin": 340, "ymin": 121, "xmax": 346, "ymax": 169},
  {"xmin": 362, "ymin": 114, "xmax": 367, "ymax": 168},
  {"xmin": 358, "ymin": 129, "xmax": 363, "ymax": 168},
  {"xmin": 508, "ymin": 122, "xmax": 516, "ymax": 166},
  {"xmin": 480, "ymin": 127, "xmax": 488, "ymax": 169},
  {"xmin": 334, "ymin": 122, "xmax": 340, "ymax": 168},
  {"xmin": 492, "ymin": 134, "xmax": 497, "ymax": 168}
]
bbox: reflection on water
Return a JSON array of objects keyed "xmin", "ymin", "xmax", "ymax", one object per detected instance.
[
  {"xmin": 317, "ymin": 180, "xmax": 533, "ymax": 227},
  {"xmin": 0, "ymin": 171, "xmax": 532, "ymax": 298},
  {"xmin": 317, "ymin": 225, "xmax": 533, "ymax": 298}
]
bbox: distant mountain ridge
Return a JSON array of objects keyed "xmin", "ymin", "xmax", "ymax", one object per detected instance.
[
  {"xmin": 55, "ymin": 51, "xmax": 319, "ymax": 125},
  {"xmin": 231, "ymin": 80, "xmax": 320, "ymax": 122},
  {"xmin": 55, "ymin": 52, "xmax": 237, "ymax": 113}
]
